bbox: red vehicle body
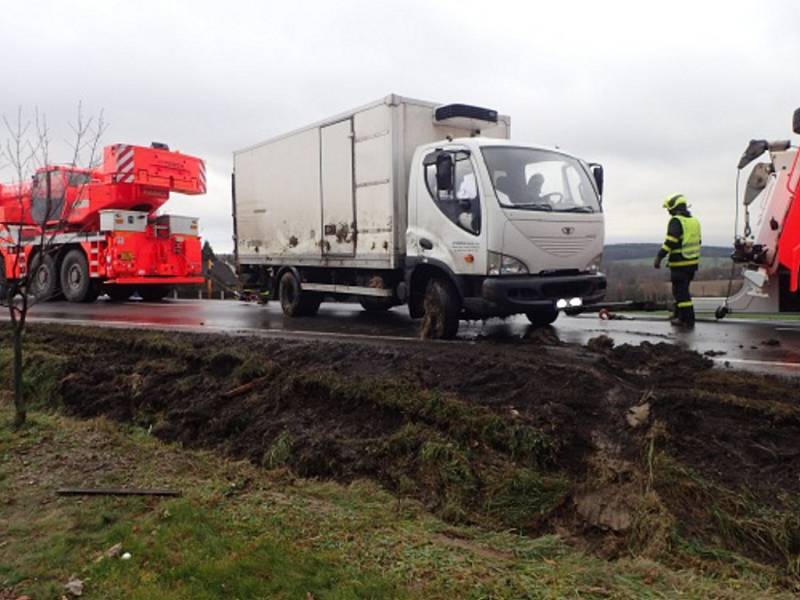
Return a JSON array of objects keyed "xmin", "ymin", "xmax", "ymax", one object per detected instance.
[{"xmin": 0, "ymin": 143, "xmax": 205, "ymax": 302}]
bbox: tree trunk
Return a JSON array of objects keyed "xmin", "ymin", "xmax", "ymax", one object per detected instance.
[{"xmin": 12, "ymin": 324, "xmax": 25, "ymax": 427}]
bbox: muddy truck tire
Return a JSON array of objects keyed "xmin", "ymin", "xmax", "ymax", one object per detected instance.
[
  {"xmin": 279, "ymin": 271, "xmax": 321, "ymax": 317},
  {"xmin": 421, "ymin": 277, "xmax": 460, "ymax": 339},
  {"xmin": 526, "ymin": 307, "xmax": 559, "ymax": 327},
  {"xmin": 29, "ymin": 253, "xmax": 60, "ymax": 301},
  {"xmin": 61, "ymin": 249, "xmax": 100, "ymax": 303}
]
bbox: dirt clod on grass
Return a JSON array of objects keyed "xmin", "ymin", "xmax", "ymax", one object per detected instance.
[
  {"xmin": 586, "ymin": 334, "xmax": 615, "ymax": 352},
  {"xmin": 2, "ymin": 323, "xmax": 799, "ymax": 586}
]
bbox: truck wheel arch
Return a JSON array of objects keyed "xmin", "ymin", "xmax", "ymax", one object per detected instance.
[{"xmin": 406, "ymin": 261, "xmax": 464, "ymax": 319}]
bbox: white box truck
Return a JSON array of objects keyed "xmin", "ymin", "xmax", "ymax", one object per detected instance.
[{"xmin": 233, "ymin": 94, "xmax": 606, "ymax": 337}]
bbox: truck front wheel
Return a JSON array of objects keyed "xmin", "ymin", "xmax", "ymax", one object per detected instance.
[
  {"xmin": 421, "ymin": 277, "xmax": 460, "ymax": 339},
  {"xmin": 30, "ymin": 253, "xmax": 60, "ymax": 301},
  {"xmin": 61, "ymin": 249, "xmax": 99, "ymax": 303},
  {"xmin": 278, "ymin": 271, "xmax": 321, "ymax": 317},
  {"xmin": 526, "ymin": 307, "xmax": 559, "ymax": 327}
]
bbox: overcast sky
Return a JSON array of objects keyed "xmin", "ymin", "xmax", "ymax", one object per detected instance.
[{"xmin": 2, "ymin": 0, "xmax": 799, "ymax": 251}]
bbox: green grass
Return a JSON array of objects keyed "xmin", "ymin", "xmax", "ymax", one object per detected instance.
[{"xmin": 1, "ymin": 405, "xmax": 795, "ymax": 599}]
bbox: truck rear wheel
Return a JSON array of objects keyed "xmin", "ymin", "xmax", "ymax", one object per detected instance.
[
  {"xmin": 61, "ymin": 249, "xmax": 99, "ymax": 303},
  {"xmin": 30, "ymin": 253, "xmax": 60, "ymax": 301},
  {"xmin": 139, "ymin": 285, "xmax": 170, "ymax": 302},
  {"xmin": 421, "ymin": 277, "xmax": 460, "ymax": 339},
  {"xmin": 278, "ymin": 271, "xmax": 321, "ymax": 317},
  {"xmin": 526, "ymin": 307, "xmax": 559, "ymax": 327}
]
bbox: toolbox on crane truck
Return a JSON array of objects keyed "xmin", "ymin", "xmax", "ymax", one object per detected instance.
[
  {"xmin": 0, "ymin": 142, "xmax": 205, "ymax": 303},
  {"xmin": 234, "ymin": 94, "xmax": 607, "ymax": 337}
]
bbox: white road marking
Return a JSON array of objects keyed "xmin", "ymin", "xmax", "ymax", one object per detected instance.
[{"xmin": 712, "ymin": 356, "xmax": 800, "ymax": 369}]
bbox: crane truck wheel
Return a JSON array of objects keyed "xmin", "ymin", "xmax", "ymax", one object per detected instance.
[
  {"xmin": 138, "ymin": 286, "xmax": 171, "ymax": 302},
  {"xmin": 278, "ymin": 271, "xmax": 321, "ymax": 317},
  {"xmin": 60, "ymin": 249, "xmax": 99, "ymax": 303},
  {"xmin": 421, "ymin": 277, "xmax": 460, "ymax": 339},
  {"xmin": 526, "ymin": 307, "xmax": 559, "ymax": 327},
  {"xmin": 30, "ymin": 253, "xmax": 61, "ymax": 301}
]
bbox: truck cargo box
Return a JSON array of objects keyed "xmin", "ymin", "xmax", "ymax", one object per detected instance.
[{"xmin": 233, "ymin": 94, "xmax": 510, "ymax": 269}]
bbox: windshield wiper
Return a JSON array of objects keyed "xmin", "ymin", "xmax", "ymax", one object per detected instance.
[
  {"xmin": 558, "ymin": 206, "xmax": 595, "ymax": 213},
  {"xmin": 508, "ymin": 203, "xmax": 553, "ymax": 211}
]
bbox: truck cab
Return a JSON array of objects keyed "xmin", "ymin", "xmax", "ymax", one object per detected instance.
[{"xmin": 405, "ymin": 138, "xmax": 606, "ymax": 333}]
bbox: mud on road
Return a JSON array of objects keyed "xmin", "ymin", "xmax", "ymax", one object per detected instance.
[{"xmin": 2, "ymin": 324, "xmax": 799, "ymax": 585}]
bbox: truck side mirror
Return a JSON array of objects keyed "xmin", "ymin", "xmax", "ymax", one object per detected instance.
[
  {"xmin": 436, "ymin": 153, "xmax": 454, "ymax": 193},
  {"xmin": 794, "ymin": 108, "xmax": 800, "ymax": 135},
  {"xmin": 589, "ymin": 163, "xmax": 604, "ymax": 197}
]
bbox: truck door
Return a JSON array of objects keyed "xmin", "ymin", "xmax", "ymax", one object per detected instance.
[
  {"xmin": 320, "ymin": 119, "xmax": 355, "ymax": 256},
  {"xmin": 408, "ymin": 147, "xmax": 485, "ymax": 275}
]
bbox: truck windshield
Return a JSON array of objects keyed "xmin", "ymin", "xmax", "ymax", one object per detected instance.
[{"xmin": 481, "ymin": 147, "xmax": 600, "ymax": 213}]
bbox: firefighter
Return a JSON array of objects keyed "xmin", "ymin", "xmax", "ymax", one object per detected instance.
[{"xmin": 653, "ymin": 193, "xmax": 701, "ymax": 327}]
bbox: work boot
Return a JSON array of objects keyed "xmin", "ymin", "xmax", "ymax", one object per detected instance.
[{"xmin": 671, "ymin": 307, "xmax": 695, "ymax": 329}]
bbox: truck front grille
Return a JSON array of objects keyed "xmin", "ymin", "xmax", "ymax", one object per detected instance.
[{"xmin": 529, "ymin": 236, "xmax": 592, "ymax": 257}]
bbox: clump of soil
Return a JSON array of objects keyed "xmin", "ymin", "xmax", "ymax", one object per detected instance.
[
  {"xmin": 586, "ymin": 334, "xmax": 615, "ymax": 352},
  {"xmin": 3, "ymin": 323, "xmax": 799, "ymax": 583}
]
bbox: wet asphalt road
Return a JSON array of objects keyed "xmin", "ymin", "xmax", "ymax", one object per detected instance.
[{"xmin": 9, "ymin": 298, "xmax": 800, "ymax": 375}]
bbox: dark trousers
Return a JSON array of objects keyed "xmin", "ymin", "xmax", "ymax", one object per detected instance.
[{"xmin": 670, "ymin": 266, "xmax": 696, "ymax": 324}]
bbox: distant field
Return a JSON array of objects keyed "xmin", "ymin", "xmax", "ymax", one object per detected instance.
[
  {"xmin": 609, "ymin": 256, "xmax": 733, "ymax": 269},
  {"xmin": 604, "ymin": 243, "xmax": 731, "ymax": 262}
]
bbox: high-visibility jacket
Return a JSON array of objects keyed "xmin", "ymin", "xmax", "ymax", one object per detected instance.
[{"xmin": 661, "ymin": 214, "xmax": 701, "ymax": 268}]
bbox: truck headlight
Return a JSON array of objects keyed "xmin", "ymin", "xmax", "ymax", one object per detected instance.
[
  {"xmin": 586, "ymin": 253, "xmax": 603, "ymax": 274},
  {"xmin": 488, "ymin": 252, "xmax": 529, "ymax": 276}
]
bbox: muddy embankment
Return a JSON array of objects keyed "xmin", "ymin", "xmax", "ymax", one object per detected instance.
[{"xmin": 2, "ymin": 324, "xmax": 799, "ymax": 584}]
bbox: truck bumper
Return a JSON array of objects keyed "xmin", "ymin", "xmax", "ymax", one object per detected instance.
[{"xmin": 464, "ymin": 273, "xmax": 607, "ymax": 317}]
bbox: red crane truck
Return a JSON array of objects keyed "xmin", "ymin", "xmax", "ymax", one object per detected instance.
[{"xmin": 0, "ymin": 143, "xmax": 205, "ymax": 302}]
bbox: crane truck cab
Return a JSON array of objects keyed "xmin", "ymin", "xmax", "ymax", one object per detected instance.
[{"xmin": 233, "ymin": 95, "xmax": 607, "ymax": 338}]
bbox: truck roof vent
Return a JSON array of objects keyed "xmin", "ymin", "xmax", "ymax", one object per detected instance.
[{"xmin": 435, "ymin": 104, "xmax": 498, "ymax": 127}]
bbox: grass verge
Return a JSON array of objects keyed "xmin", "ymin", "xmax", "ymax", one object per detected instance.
[{"xmin": 1, "ymin": 404, "xmax": 795, "ymax": 599}]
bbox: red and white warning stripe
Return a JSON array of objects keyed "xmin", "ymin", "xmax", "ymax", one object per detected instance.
[
  {"xmin": 115, "ymin": 144, "xmax": 136, "ymax": 184},
  {"xmin": 198, "ymin": 160, "xmax": 206, "ymax": 192}
]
